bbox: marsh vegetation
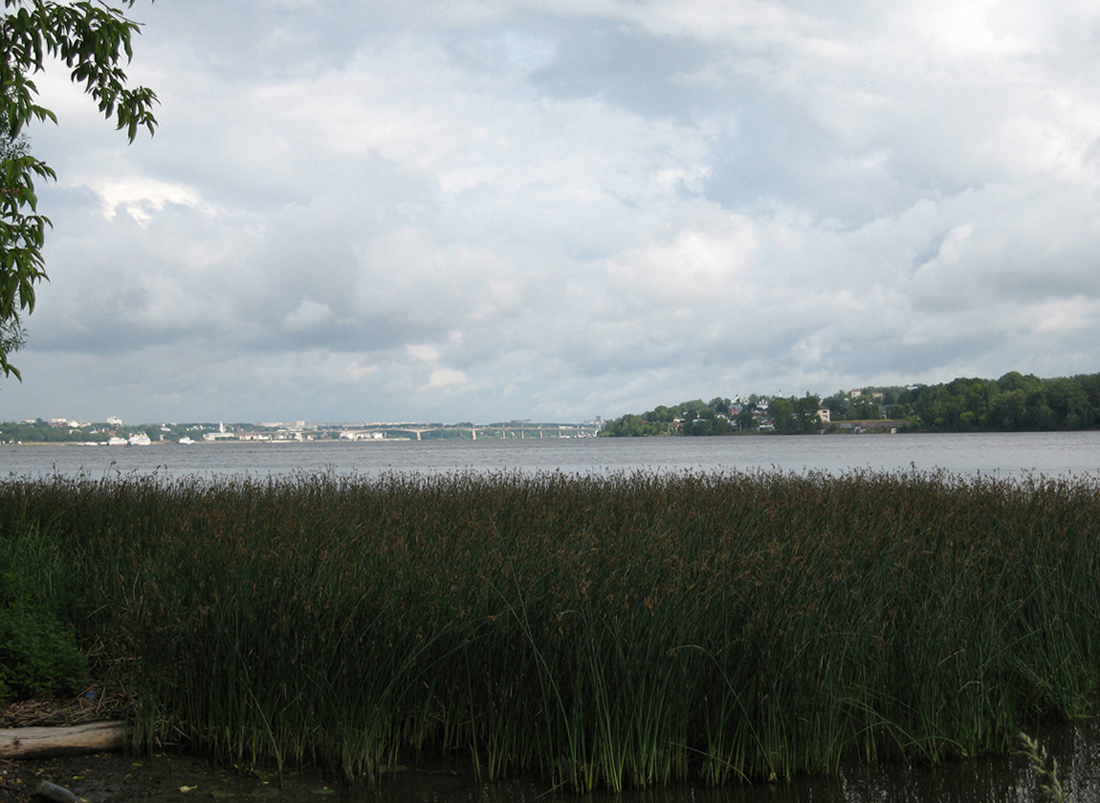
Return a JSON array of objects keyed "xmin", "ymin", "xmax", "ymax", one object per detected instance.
[{"xmin": 2, "ymin": 469, "xmax": 1098, "ymax": 792}]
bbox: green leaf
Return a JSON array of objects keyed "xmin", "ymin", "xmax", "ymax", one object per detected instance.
[{"xmin": 0, "ymin": 0, "xmax": 156, "ymax": 375}]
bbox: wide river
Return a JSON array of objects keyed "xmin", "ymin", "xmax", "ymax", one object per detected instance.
[{"xmin": 2, "ymin": 429, "xmax": 1100, "ymax": 480}]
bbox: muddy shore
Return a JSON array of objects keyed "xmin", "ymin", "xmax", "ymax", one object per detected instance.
[
  {"xmin": 0, "ymin": 750, "xmax": 346, "ymax": 803},
  {"xmin": 0, "ymin": 695, "xmax": 347, "ymax": 803}
]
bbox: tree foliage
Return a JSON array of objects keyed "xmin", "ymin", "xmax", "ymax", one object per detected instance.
[
  {"xmin": 911, "ymin": 372, "xmax": 1100, "ymax": 431},
  {"xmin": 601, "ymin": 397, "xmax": 739, "ymax": 437},
  {"xmin": 0, "ymin": 126, "xmax": 28, "ymax": 358},
  {"xmin": 0, "ymin": 0, "xmax": 156, "ymax": 377},
  {"xmin": 600, "ymin": 372, "xmax": 1100, "ymax": 436}
]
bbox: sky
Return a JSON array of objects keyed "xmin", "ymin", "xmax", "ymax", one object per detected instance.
[{"xmin": 4, "ymin": 0, "xmax": 1100, "ymax": 425}]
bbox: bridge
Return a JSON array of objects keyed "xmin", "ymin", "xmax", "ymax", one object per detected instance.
[{"xmin": 337, "ymin": 423, "xmax": 601, "ymax": 441}]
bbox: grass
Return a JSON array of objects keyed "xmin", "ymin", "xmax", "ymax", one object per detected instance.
[
  {"xmin": 1019, "ymin": 732, "xmax": 1070, "ymax": 803},
  {"xmin": 1, "ymin": 468, "xmax": 1099, "ymax": 791},
  {"xmin": 0, "ymin": 513, "xmax": 87, "ymax": 699}
]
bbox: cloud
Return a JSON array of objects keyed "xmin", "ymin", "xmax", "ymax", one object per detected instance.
[
  {"xmin": 7, "ymin": 0, "xmax": 1100, "ymax": 424},
  {"xmin": 420, "ymin": 367, "xmax": 471, "ymax": 392},
  {"xmin": 604, "ymin": 211, "xmax": 759, "ymax": 304},
  {"xmin": 75, "ymin": 175, "xmax": 210, "ymax": 224},
  {"xmin": 282, "ymin": 298, "xmax": 336, "ymax": 332},
  {"xmin": 1028, "ymin": 297, "xmax": 1098, "ymax": 335}
]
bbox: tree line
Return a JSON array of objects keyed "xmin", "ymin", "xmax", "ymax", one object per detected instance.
[{"xmin": 600, "ymin": 371, "xmax": 1100, "ymax": 436}]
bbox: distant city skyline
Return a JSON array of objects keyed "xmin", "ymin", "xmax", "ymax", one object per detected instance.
[
  {"xmin": 0, "ymin": 417, "xmax": 603, "ymax": 446},
  {"xmin": 3, "ymin": 2, "xmax": 1100, "ymax": 424},
  {"xmin": 9, "ymin": 416, "xmax": 604, "ymax": 429}
]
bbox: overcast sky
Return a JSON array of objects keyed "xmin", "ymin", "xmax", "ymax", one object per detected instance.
[{"xmin": 3, "ymin": 0, "xmax": 1100, "ymax": 424}]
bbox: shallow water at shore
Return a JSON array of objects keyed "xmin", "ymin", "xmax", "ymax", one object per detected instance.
[{"xmin": 4, "ymin": 719, "xmax": 1097, "ymax": 802}]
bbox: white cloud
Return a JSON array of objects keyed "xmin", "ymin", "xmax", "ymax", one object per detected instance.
[
  {"xmin": 1029, "ymin": 297, "xmax": 1100, "ymax": 334},
  {"xmin": 408, "ymin": 344, "xmax": 441, "ymax": 364},
  {"xmin": 282, "ymin": 299, "xmax": 336, "ymax": 331},
  {"xmin": 75, "ymin": 175, "xmax": 209, "ymax": 223},
  {"xmin": 605, "ymin": 212, "xmax": 759, "ymax": 303},
  {"xmin": 420, "ymin": 367, "xmax": 471, "ymax": 392},
  {"xmin": 8, "ymin": 0, "xmax": 1100, "ymax": 423}
]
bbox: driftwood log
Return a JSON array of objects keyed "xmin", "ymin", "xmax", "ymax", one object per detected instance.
[{"xmin": 0, "ymin": 720, "xmax": 124, "ymax": 759}]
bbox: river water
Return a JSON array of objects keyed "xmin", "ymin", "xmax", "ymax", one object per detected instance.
[
  {"xmin": 3, "ymin": 431, "xmax": 1099, "ymax": 801},
  {"xmin": 2, "ymin": 429, "xmax": 1100, "ymax": 480}
]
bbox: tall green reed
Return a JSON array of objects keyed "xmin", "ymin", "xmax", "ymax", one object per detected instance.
[{"xmin": 2, "ymin": 467, "xmax": 1099, "ymax": 791}]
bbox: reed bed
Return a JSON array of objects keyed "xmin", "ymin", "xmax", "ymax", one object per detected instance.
[{"xmin": 1, "ymin": 468, "xmax": 1099, "ymax": 791}]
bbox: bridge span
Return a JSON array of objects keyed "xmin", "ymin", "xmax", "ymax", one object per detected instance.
[{"xmin": 338, "ymin": 423, "xmax": 600, "ymax": 441}]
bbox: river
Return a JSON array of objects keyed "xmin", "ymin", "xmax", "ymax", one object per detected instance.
[{"xmin": 2, "ymin": 430, "xmax": 1100, "ymax": 480}]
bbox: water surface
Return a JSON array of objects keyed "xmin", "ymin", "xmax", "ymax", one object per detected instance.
[{"xmin": 2, "ymin": 430, "xmax": 1100, "ymax": 480}]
